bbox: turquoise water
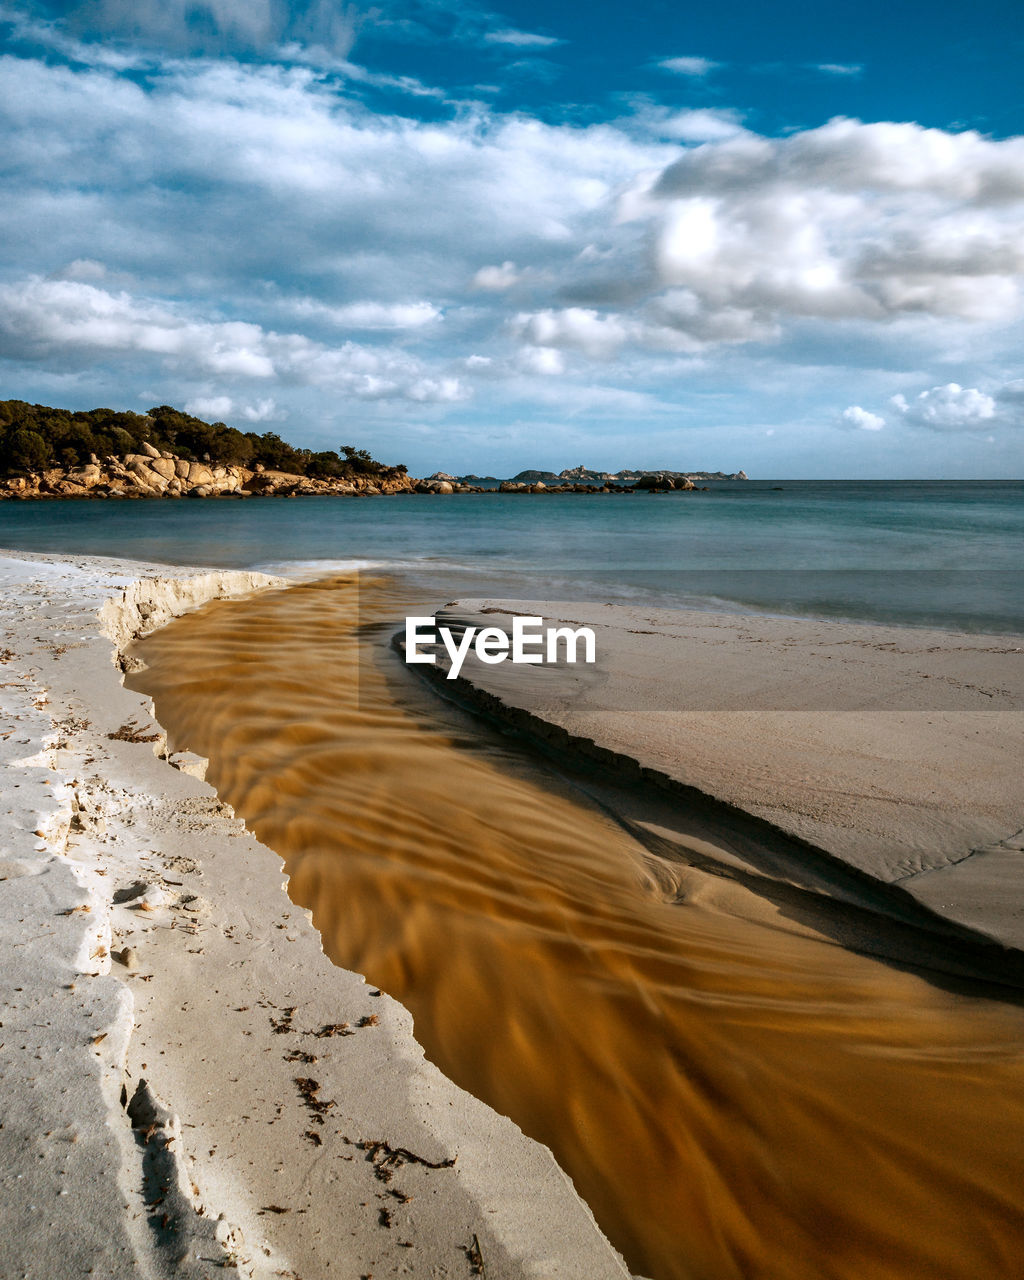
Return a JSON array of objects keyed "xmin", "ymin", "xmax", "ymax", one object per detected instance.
[{"xmin": 1, "ymin": 480, "xmax": 1021, "ymax": 631}]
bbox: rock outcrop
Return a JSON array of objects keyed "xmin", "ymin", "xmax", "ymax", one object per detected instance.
[{"xmin": 1, "ymin": 451, "xmax": 417, "ymax": 500}]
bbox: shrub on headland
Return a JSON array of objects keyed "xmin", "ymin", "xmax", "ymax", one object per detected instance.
[{"xmin": 0, "ymin": 400, "xmax": 405, "ymax": 481}]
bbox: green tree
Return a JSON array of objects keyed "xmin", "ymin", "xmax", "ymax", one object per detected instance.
[{"xmin": 1, "ymin": 427, "xmax": 50, "ymax": 473}]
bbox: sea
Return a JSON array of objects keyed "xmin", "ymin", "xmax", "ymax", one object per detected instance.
[{"xmin": 1, "ymin": 478, "xmax": 1021, "ymax": 632}]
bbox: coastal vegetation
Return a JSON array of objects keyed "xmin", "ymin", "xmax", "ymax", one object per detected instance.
[{"xmin": 0, "ymin": 399, "xmax": 405, "ymax": 481}]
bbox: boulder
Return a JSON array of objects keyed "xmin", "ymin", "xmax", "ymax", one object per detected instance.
[
  {"xmin": 140, "ymin": 441, "xmax": 162, "ymax": 459},
  {"xmin": 174, "ymin": 458, "xmax": 190, "ymax": 479},
  {"xmin": 186, "ymin": 462, "xmax": 215, "ymax": 486},
  {"xmin": 149, "ymin": 457, "xmax": 176, "ymax": 480},
  {"xmin": 65, "ymin": 465, "xmax": 102, "ymax": 489}
]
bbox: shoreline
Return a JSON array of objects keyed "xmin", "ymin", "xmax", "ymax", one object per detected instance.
[{"xmin": 0, "ymin": 550, "xmax": 631, "ymax": 1280}]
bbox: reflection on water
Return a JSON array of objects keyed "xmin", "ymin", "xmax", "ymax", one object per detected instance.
[{"xmin": 130, "ymin": 575, "xmax": 1024, "ymax": 1280}]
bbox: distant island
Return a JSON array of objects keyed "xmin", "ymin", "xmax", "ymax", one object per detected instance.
[
  {"xmin": 510, "ymin": 465, "xmax": 748, "ymax": 484},
  {"xmin": 0, "ymin": 400, "xmax": 747, "ymax": 500},
  {"xmin": 425, "ymin": 464, "xmax": 748, "ymax": 493}
]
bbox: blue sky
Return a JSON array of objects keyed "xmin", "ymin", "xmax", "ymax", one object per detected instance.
[{"xmin": 1, "ymin": 0, "xmax": 1023, "ymax": 476}]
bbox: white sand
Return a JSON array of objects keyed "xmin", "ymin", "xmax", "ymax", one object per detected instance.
[
  {"xmin": 0, "ymin": 553, "xmax": 631, "ymax": 1280},
  {"xmin": 423, "ymin": 600, "xmax": 1024, "ymax": 956}
]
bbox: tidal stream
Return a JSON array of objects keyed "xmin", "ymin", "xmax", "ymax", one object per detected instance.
[{"xmin": 130, "ymin": 574, "xmax": 1024, "ymax": 1280}]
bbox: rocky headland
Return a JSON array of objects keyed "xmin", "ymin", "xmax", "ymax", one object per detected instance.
[
  {"xmin": 1, "ymin": 440, "xmax": 417, "ymax": 500},
  {"xmin": 2, "ymin": 456, "xmax": 749, "ymax": 499}
]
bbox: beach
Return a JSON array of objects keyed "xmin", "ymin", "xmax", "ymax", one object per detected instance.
[
  {"xmin": 5, "ymin": 1, "xmax": 1024, "ymax": 1270},
  {"xmin": 0, "ymin": 550, "xmax": 631, "ymax": 1280},
  {"xmin": 3, "ymin": 533, "xmax": 1024, "ymax": 1280},
  {"xmin": 124, "ymin": 569, "xmax": 1024, "ymax": 1280}
]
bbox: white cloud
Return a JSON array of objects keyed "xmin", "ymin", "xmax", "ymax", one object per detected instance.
[
  {"xmin": 287, "ymin": 298, "xmax": 442, "ymax": 329},
  {"xmin": 816, "ymin": 63, "xmax": 863, "ymax": 76},
  {"xmin": 14, "ymin": 57, "xmax": 1023, "ymax": 367},
  {"xmin": 405, "ymin": 376, "xmax": 467, "ymax": 402},
  {"xmin": 654, "ymin": 109, "xmax": 746, "ymax": 143},
  {"xmin": 517, "ymin": 346, "xmax": 566, "ymax": 375},
  {"xmin": 240, "ymin": 396, "xmax": 277, "ymax": 420},
  {"xmin": 185, "ymin": 393, "xmax": 276, "ymax": 420},
  {"xmin": 52, "ymin": 257, "xmax": 108, "ymax": 282},
  {"xmin": 890, "ymin": 383, "xmax": 997, "ymax": 430},
  {"xmin": 185, "ymin": 394, "xmax": 234, "ymax": 418},
  {"xmin": 483, "ymin": 29, "xmax": 561, "ymax": 48},
  {"xmin": 512, "ymin": 308, "xmax": 631, "ymax": 358},
  {"xmin": 3, "ymin": 50, "xmax": 1024, "ymax": 472},
  {"xmin": 657, "ymin": 56, "xmax": 721, "ymax": 77},
  {"xmin": 0, "ymin": 277, "xmax": 464, "ymax": 401},
  {"xmin": 627, "ymin": 118, "xmax": 1024, "ymax": 340},
  {"xmin": 473, "ymin": 261, "xmax": 520, "ymax": 290},
  {"xmin": 840, "ymin": 405, "xmax": 885, "ymax": 431}
]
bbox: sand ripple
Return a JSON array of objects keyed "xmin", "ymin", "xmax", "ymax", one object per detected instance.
[{"xmin": 130, "ymin": 575, "xmax": 1024, "ymax": 1280}]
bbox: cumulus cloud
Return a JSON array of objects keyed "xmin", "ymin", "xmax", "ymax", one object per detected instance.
[
  {"xmin": 185, "ymin": 393, "xmax": 276, "ymax": 420},
  {"xmin": 0, "ymin": 278, "xmax": 465, "ymax": 401},
  {"xmin": 651, "ymin": 117, "xmax": 1024, "ymax": 202},
  {"xmin": 472, "ymin": 261, "xmax": 520, "ymax": 290},
  {"xmin": 51, "ymin": 257, "xmax": 108, "ymax": 282},
  {"xmin": 184, "ymin": 394, "xmax": 233, "ymax": 418},
  {"xmin": 840, "ymin": 405, "xmax": 885, "ymax": 431},
  {"xmin": 512, "ymin": 308, "xmax": 631, "ymax": 358},
  {"xmin": 240, "ymin": 397, "xmax": 278, "ymax": 420},
  {"xmin": 3, "ymin": 47, "xmax": 1024, "ymax": 461},
  {"xmin": 657, "ymin": 56, "xmax": 720, "ymax": 77},
  {"xmin": 890, "ymin": 383, "xmax": 997, "ymax": 430},
  {"xmin": 626, "ymin": 118, "xmax": 1024, "ymax": 341},
  {"xmin": 517, "ymin": 345, "xmax": 566, "ymax": 375}
]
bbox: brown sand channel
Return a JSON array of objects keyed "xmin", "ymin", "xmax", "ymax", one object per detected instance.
[{"xmin": 129, "ymin": 574, "xmax": 1024, "ymax": 1280}]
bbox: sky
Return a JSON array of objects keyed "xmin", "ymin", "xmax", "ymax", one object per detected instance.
[{"xmin": 1, "ymin": 0, "xmax": 1023, "ymax": 477}]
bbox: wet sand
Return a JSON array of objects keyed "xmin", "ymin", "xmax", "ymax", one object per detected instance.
[{"xmin": 131, "ymin": 573, "xmax": 1024, "ymax": 1280}]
